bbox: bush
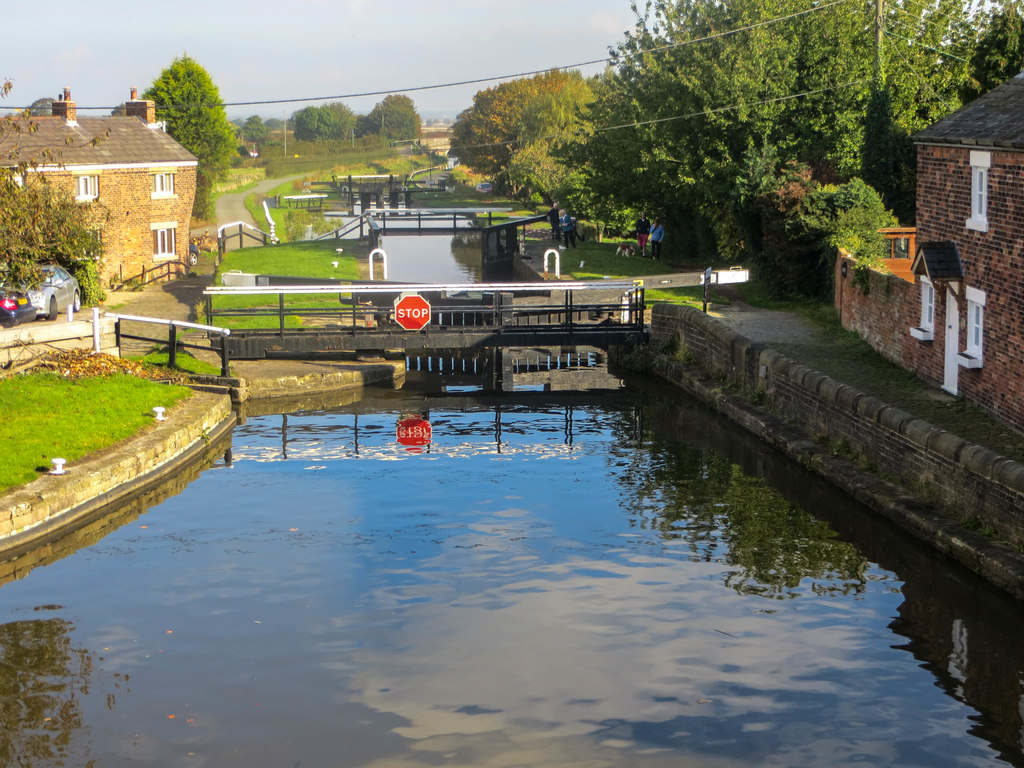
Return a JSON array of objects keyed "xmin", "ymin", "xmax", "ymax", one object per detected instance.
[{"xmin": 71, "ymin": 259, "xmax": 106, "ymax": 305}]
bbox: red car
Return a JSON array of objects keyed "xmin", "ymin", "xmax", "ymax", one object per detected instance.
[{"xmin": 0, "ymin": 287, "xmax": 37, "ymax": 327}]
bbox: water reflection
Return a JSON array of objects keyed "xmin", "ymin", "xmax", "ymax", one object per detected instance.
[
  {"xmin": 0, "ymin": 615, "xmax": 107, "ymax": 768},
  {"xmin": 0, "ymin": 384, "xmax": 1023, "ymax": 766}
]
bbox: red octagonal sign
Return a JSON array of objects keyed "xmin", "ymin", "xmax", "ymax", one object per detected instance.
[{"xmin": 394, "ymin": 292, "xmax": 431, "ymax": 331}]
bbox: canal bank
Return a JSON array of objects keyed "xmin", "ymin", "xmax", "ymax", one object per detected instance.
[{"xmin": 647, "ymin": 303, "xmax": 1024, "ymax": 600}]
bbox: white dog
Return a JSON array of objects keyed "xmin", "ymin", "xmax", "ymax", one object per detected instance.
[{"xmin": 615, "ymin": 243, "xmax": 635, "ymax": 258}]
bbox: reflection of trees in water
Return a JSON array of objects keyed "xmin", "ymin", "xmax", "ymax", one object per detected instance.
[
  {"xmin": 450, "ymin": 233, "xmax": 482, "ymax": 277},
  {"xmin": 611, "ymin": 418, "xmax": 867, "ymax": 598},
  {"xmin": 0, "ymin": 617, "xmax": 110, "ymax": 767}
]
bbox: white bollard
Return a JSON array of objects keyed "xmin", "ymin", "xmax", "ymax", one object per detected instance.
[
  {"xmin": 369, "ymin": 248, "xmax": 388, "ymax": 281},
  {"xmin": 50, "ymin": 458, "xmax": 67, "ymax": 475},
  {"xmin": 92, "ymin": 307, "xmax": 101, "ymax": 353},
  {"xmin": 543, "ymin": 249, "xmax": 561, "ymax": 278},
  {"xmin": 66, "ymin": 303, "xmax": 74, "ymax": 322},
  {"xmin": 153, "ymin": 406, "xmax": 166, "ymax": 421}
]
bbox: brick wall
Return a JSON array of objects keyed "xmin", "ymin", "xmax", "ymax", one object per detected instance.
[
  {"xmin": 651, "ymin": 303, "xmax": 1024, "ymax": 545},
  {"xmin": 833, "ymin": 256, "xmax": 915, "ymax": 367},
  {"xmin": 49, "ymin": 164, "xmax": 197, "ymax": 285}
]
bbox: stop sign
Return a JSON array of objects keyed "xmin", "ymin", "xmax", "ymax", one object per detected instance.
[{"xmin": 394, "ymin": 293, "xmax": 431, "ymax": 330}]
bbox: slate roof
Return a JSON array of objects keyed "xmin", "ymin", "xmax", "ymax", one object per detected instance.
[
  {"xmin": 0, "ymin": 115, "xmax": 196, "ymax": 167},
  {"xmin": 913, "ymin": 74, "xmax": 1024, "ymax": 150},
  {"xmin": 912, "ymin": 241, "xmax": 964, "ymax": 282}
]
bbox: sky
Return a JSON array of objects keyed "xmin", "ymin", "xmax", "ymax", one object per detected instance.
[{"xmin": 5, "ymin": 0, "xmax": 644, "ymax": 122}]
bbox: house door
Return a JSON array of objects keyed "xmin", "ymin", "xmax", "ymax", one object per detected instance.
[{"xmin": 943, "ymin": 287, "xmax": 959, "ymax": 395}]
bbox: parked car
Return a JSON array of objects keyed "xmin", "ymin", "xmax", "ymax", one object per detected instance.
[
  {"xmin": 475, "ymin": 182, "xmax": 493, "ymax": 194},
  {"xmin": 28, "ymin": 264, "xmax": 81, "ymax": 320},
  {"xmin": 0, "ymin": 286, "xmax": 37, "ymax": 327}
]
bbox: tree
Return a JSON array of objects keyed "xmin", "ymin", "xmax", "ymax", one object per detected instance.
[
  {"xmin": 291, "ymin": 102, "xmax": 356, "ymax": 142},
  {"xmin": 569, "ymin": 0, "xmax": 972, "ymax": 256},
  {"xmin": 144, "ymin": 55, "xmax": 236, "ymax": 220},
  {"xmin": 0, "ymin": 80, "xmax": 105, "ymax": 299},
  {"xmin": 361, "ymin": 95, "xmax": 420, "ymax": 140},
  {"xmin": 241, "ymin": 115, "xmax": 270, "ymax": 145},
  {"xmin": 963, "ymin": 2, "xmax": 1024, "ymax": 102},
  {"xmin": 452, "ymin": 70, "xmax": 593, "ymax": 198}
]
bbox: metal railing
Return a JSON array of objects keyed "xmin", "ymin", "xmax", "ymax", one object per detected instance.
[
  {"xmin": 108, "ymin": 313, "xmax": 232, "ymax": 377},
  {"xmin": 202, "ymin": 281, "xmax": 645, "ymax": 340},
  {"xmin": 115, "ymin": 260, "xmax": 189, "ymax": 289},
  {"xmin": 217, "ymin": 221, "xmax": 278, "ymax": 254}
]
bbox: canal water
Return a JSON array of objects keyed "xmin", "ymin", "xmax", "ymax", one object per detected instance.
[{"xmin": 2, "ymin": 379, "xmax": 1024, "ymax": 767}]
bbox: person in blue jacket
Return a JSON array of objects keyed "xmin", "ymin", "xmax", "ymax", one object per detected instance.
[
  {"xmin": 559, "ymin": 209, "xmax": 576, "ymax": 248},
  {"xmin": 649, "ymin": 220, "xmax": 665, "ymax": 260}
]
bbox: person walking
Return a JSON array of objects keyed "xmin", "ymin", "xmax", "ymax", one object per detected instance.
[
  {"xmin": 559, "ymin": 208, "xmax": 577, "ymax": 248},
  {"xmin": 649, "ymin": 220, "xmax": 665, "ymax": 260},
  {"xmin": 635, "ymin": 212, "xmax": 651, "ymax": 257},
  {"xmin": 548, "ymin": 202, "xmax": 561, "ymax": 241}
]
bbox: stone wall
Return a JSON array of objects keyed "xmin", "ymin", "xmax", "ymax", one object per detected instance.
[
  {"xmin": 0, "ymin": 315, "xmax": 117, "ymax": 366},
  {"xmin": 651, "ymin": 303, "xmax": 1024, "ymax": 548},
  {"xmin": 0, "ymin": 393, "xmax": 233, "ymax": 550}
]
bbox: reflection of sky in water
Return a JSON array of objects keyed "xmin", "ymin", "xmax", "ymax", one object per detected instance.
[
  {"xmin": 0, "ymin": 404, "xmax": 1010, "ymax": 767},
  {"xmin": 376, "ymin": 233, "xmax": 480, "ymax": 283}
]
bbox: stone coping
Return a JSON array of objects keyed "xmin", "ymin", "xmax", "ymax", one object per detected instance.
[{"xmin": 0, "ymin": 392, "xmax": 234, "ymax": 555}]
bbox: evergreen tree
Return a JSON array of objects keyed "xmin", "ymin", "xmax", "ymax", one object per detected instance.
[{"xmin": 144, "ymin": 56, "xmax": 236, "ymax": 220}]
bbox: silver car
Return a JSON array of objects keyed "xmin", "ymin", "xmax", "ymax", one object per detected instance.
[{"xmin": 29, "ymin": 264, "xmax": 81, "ymax": 320}]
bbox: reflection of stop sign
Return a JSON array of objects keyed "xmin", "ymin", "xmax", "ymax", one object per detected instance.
[
  {"xmin": 397, "ymin": 417, "xmax": 431, "ymax": 447},
  {"xmin": 394, "ymin": 293, "xmax": 431, "ymax": 330}
]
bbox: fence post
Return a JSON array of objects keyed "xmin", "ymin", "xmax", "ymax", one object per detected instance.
[
  {"xmin": 168, "ymin": 323, "xmax": 178, "ymax": 368},
  {"xmin": 220, "ymin": 333, "xmax": 230, "ymax": 378},
  {"xmin": 279, "ymin": 294, "xmax": 286, "ymax": 337},
  {"xmin": 114, "ymin": 317, "xmax": 122, "ymax": 350}
]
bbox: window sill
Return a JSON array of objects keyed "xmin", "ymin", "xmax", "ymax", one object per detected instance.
[
  {"xmin": 152, "ymin": 254, "xmax": 176, "ymax": 262},
  {"xmin": 151, "ymin": 193, "xmax": 177, "ymax": 200},
  {"xmin": 957, "ymin": 353, "xmax": 983, "ymax": 369},
  {"xmin": 910, "ymin": 326, "xmax": 934, "ymax": 341},
  {"xmin": 965, "ymin": 217, "xmax": 989, "ymax": 233}
]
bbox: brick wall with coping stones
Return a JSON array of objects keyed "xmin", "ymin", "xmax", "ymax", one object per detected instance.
[
  {"xmin": 48, "ymin": 165, "xmax": 197, "ymax": 285},
  {"xmin": 651, "ymin": 304, "xmax": 1024, "ymax": 544}
]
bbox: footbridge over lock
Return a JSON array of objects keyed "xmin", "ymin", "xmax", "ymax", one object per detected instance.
[{"xmin": 203, "ymin": 280, "xmax": 648, "ymax": 361}]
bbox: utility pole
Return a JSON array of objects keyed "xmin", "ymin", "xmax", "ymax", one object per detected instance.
[
  {"xmin": 283, "ymin": 110, "xmax": 287, "ymax": 157},
  {"xmin": 874, "ymin": 0, "xmax": 885, "ymax": 81}
]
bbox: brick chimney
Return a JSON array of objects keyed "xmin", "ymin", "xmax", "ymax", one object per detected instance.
[
  {"xmin": 125, "ymin": 87, "xmax": 157, "ymax": 125},
  {"xmin": 51, "ymin": 87, "xmax": 77, "ymax": 125}
]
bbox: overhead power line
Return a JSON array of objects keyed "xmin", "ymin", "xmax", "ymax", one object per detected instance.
[
  {"xmin": 12, "ymin": 0, "xmax": 852, "ymax": 112},
  {"xmin": 449, "ymin": 80, "xmax": 869, "ymax": 152}
]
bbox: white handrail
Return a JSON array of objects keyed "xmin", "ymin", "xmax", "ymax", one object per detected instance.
[{"xmin": 105, "ymin": 313, "xmax": 231, "ymax": 335}]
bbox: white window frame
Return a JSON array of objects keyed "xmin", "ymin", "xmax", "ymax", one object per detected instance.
[
  {"xmin": 152, "ymin": 222, "xmax": 177, "ymax": 260},
  {"xmin": 152, "ymin": 172, "xmax": 175, "ymax": 198},
  {"xmin": 910, "ymin": 276, "xmax": 935, "ymax": 341},
  {"xmin": 75, "ymin": 174, "xmax": 99, "ymax": 201},
  {"xmin": 966, "ymin": 150, "xmax": 990, "ymax": 232},
  {"xmin": 957, "ymin": 285, "xmax": 985, "ymax": 368}
]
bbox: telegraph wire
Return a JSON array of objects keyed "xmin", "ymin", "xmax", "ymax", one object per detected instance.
[{"xmin": 12, "ymin": 0, "xmax": 853, "ymax": 112}]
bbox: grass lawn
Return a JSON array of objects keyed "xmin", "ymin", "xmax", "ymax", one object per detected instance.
[
  {"xmin": 0, "ymin": 373, "xmax": 192, "ymax": 493},
  {"xmin": 209, "ymin": 241, "xmax": 364, "ymax": 329}
]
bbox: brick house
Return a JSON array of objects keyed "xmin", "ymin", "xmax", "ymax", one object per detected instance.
[
  {"xmin": 0, "ymin": 88, "xmax": 197, "ymax": 285},
  {"xmin": 835, "ymin": 73, "xmax": 1024, "ymax": 431}
]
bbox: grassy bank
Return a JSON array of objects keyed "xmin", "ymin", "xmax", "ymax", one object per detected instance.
[{"xmin": 0, "ymin": 374, "xmax": 191, "ymax": 493}]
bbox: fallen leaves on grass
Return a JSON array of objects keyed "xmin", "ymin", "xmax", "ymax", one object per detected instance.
[{"xmin": 37, "ymin": 350, "xmax": 170, "ymax": 381}]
